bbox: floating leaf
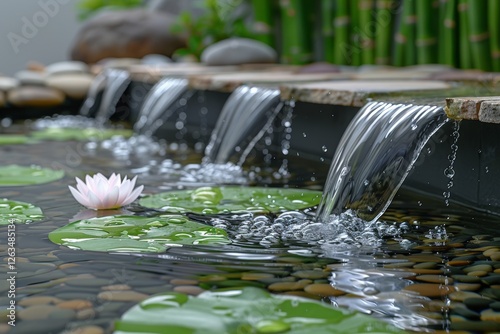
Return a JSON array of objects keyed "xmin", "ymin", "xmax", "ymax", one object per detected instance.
[
  {"xmin": 0, "ymin": 165, "xmax": 64, "ymax": 186},
  {"xmin": 0, "ymin": 199, "xmax": 44, "ymax": 225},
  {"xmin": 114, "ymin": 287, "xmax": 404, "ymax": 334},
  {"xmin": 0, "ymin": 135, "xmax": 33, "ymax": 145},
  {"xmin": 31, "ymin": 127, "xmax": 133, "ymax": 141},
  {"xmin": 140, "ymin": 186, "xmax": 322, "ymax": 214},
  {"xmin": 48, "ymin": 215, "xmax": 229, "ymax": 253}
]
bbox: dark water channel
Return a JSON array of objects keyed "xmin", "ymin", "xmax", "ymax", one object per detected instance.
[{"xmin": 1, "ymin": 133, "xmax": 500, "ymax": 334}]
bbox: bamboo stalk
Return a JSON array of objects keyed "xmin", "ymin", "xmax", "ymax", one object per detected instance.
[
  {"xmin": 250, "ymin": 0, "xmax": 275, "ymax": 47},
  {"xmin": 350, "ymin": 0, "xmax": 361, "ymax": 66},
  {"xmin": 279, "ymin": 0, "xmax": 313, "ymax": 64},
  {"xmin": 415, "ymin": 0, "xmax": 438, "ymax": 64},
  {"xmin": 457, "ymin": 0, "xmax": 472, "ymax": 68},
  {"xmin": 439, "ymin": 0, "xmax": 457, "ymax": 67},
  {"xmin": 394, "ymin": 0, "xmax": 416, "ymax": 66},
  {"xmin": 374, "ymin": 0, "xmax": 395, "ymax": 65},
  {"xmin": 467, "ymin": 0, "xmax": 491, "ymax": 71},
  {"xmin": 321, "ymin": 0, "xmax": 335, "ymax": 62},
  {"xmin": 358, "ymin": 0, "xmax": 375, "ymax": 64},
  {"xmin": 333, "ymin": 0, "xmax": 351, "ymax": 64},
  {"xmin": 489, "ymin": 0, "xmax": 500, "ymax": 71}
]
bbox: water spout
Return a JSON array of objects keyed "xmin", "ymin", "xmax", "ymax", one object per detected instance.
[
  {"xmin": 204, "ymin": 85, "xmax": 283, "ymax": 165},
  {"xmin": 134, "ymin": 77, "xmax": 189, "ymax": 136},
  {"xmin": 94, "ymin": 68, "xmax": 132, "ymax": 124},
  {"xmin": 316, "ymin": 101, "xmax": 448, "ymax": 223}
]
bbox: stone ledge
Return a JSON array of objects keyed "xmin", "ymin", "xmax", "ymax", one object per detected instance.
[
  {"xmin": 445, "ymin": 97, "xmax": 500, "ymax": 123},
  {"xmin": 280, "ymin": 80, "xmax": 451, "ymax": 107},
  {"xmin": 188, "ymin": 71, "xmax": 351, "ymax": 92}
]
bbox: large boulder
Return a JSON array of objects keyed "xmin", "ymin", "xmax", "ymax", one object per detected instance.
[{"xmin": 70, "ymin": 9, "xmax": 185, "ymax": 64}]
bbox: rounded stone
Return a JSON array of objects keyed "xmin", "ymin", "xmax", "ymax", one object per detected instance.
[
  {"xmin": 76, "ymin": 308, "xmax": 97, "ymax": 320},
  {"xmin": 18, "ymin": 296, "xmax": 62, "ymax": 307},
  {"xmin": 141, "ymin": 54, "xmax": 172, "ymax": 65},
  {"xmin": 464, "ymin": 264, "xmax": 493, "ymax": 274},
  {"xmin": 45, "ymin": 61, "xmax": 90, "ymax": 76},
  {"xmin": 481, "ymin": 309, "xmax": 500, "ymax": 322},
  {"xmin": 0, "ymin": 77, "xmax": 19, "ymax": 91},
  {"xmin": 303, "ymin": 283, "xmax": 345, "ymax": 297},
  {"xmin": 201, "ymin": 37, "xmax": 277, "ymax": 66},
  {"xmin": 464, "ymin": 297, "xmax": 493, "ymax": 312},
  {"xmin": 66, "ymin": 278, "xmax": 112, "ymax": 287},
  {"xmin": 14, "ymin": 70, "xmax": 46, "ymax": 85},
  {"xmin": 101, "ymin": 284, "xmax": 131, "ymax": 291},
  {"xmin": 172, "ymin": 285, "xmax": 205, "ymax": 296},
  {"xmin": 452, "ymin": 275, "xmax": 481, "ymax": 283},
  {"xmin": 65, "ymin": 325, "xmax": 105, "ymax": 334},
  {"xmin": 170, "ymin": 278, "xmax": 199, "ymax": 285},
  {"xmin": 292, "ymin": 270, "xmax": 329, "ymax": 280},
  {"xmin": 57, "ymin": 299, "xmax": 93, "ymax": 310},
  {"xmin": 403, "ymin": 283, "xmax": 456, "ymax": 297},
  {"xmin": 7, "ymin": 86, "xmax": 65, "ymax": 107},
  {"xmin": 45, "ymin": 73, "xmax": 94, "ymax": 99},
  {"xmin": 449, "ymin": 291, "xmax": 482, "ymax": 302},
  {"xmin": 97, "ymin": 290, "xmax": 148, "ymax": 302},
  {"xmin": 415, "ymin": 275, "xmax": 453, "ymax": 284},
  {"xmin": 241, "ymin": 273, "xmax": 275, "ymax": 281},
  {"xmin": 18, "ymin": 304, "xmax": 59, "ymax": 320},
  {"xmin": 70, "ymin": 9, "xmax": 185, "ymax": 64},
  {"xmin": 268, "ymin": 280, "xmax": 311, "ymax": 292}
]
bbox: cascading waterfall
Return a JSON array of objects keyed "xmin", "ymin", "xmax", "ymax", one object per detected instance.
[
  {"xmin": 94, "ymin": 68, "xmax": 132, "ymax": 124},
  {"xmin": 316, "ymin": 101, "xmax": 448, "ymax": 223},
  {"xmin": 79, "ymin": 70, "xmax": 107, "ymax": 117},
  {"xmin": 204, "ymin": 85, "xmax": 283, "ymax": 165},
  {"xmin": 134, "ymin": 77, "xmax": 189, "ymax": 136}
]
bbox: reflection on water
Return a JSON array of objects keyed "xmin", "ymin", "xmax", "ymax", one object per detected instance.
[{"xmin": 0, "ymin": 139, "xmax": 500, "ymax": 333}]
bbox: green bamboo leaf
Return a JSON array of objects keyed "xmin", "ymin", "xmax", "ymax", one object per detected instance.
[
  {"xmin": 0, "ymin": 199, "xmax": 44, "ymax": 225},
  {"xmin": 114, "ymin": 287, "xmax": 404, "ymax": 334},
  {"xmin": 0, "ymin": 165, "xmax": 64, "ymax": 186},
  {"xmin": 49, "ymin": 215, "xmax": 230, "ymax": 253},
  {"xmin": 140, "ymin": 186, "xmax": 322, "ymax": 215}
]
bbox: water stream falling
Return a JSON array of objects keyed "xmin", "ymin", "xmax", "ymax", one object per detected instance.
[
  {"xmin": 94, "ymin": 68, "xmax": 132, "ymax": 124},
  {"xmin": 134, "ymin": 77, "xmax": 189, "ymax": 136},
  {"xmin": 204, "ymin": 85, "xmax": 283, "ymax": 165},
  {"xmin": 316, "ymin": 101, "xmax": 448, "ymax": 223},
  {"xmin": 79, "ymin": 70, "xmax": 107, "ymax": 117}
]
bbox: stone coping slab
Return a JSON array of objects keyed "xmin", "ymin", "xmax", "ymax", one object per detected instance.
[
  {"xmin": 128, "ymin": 64, "xmax": 240, "ymax": 83},
  {"xmin": 280, "ymin": 80, "xmax": 451, "ymax": 107},
  {"xmin": 188, "ymin": 71, "xmax": 352, "ymax": 92},
  {"xmin": 445, "ymin": 97, "xmax": 500, "ymax": 123}
]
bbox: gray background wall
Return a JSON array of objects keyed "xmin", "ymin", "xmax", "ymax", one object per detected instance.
[{"xmin": 0, "ymin": 0, "xmax": 82, "ymax": 75}]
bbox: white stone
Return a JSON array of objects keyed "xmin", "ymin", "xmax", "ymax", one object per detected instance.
[
  {"xmin": 14, "ymin": 70, "xmax": 46, "ymax": 86},
  {"xmin": 45, "ymin": 73, "xmax": 94, "ymax": 99},
  {"xmin": 201, "ymin": 37, "xmax": 277, "ymax": 66},
  {"xmin": 45, "ymin": 61, "xmax": 90, "ymax": 76},
  {"xmin": 141, "ymin": 54, "xmax": 173, "ymax": 65},
  {"xmin": 0, "ymin": 77, "xmax": 19, "ymax": 91}
]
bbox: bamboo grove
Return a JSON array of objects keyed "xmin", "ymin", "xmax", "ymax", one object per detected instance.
[{"xmin": 250, "ymin": 0, "xmax": 500, "ymax": 71}]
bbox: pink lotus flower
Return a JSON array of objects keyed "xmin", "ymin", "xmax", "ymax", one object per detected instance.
[{"xmin": 69, "ymin": 173, "xmax": 144, "ymax": 210}]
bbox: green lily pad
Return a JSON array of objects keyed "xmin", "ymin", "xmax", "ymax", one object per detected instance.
[
  {"xmin": 140, "ymin": 186, "xmax": 322, "ymax": 214},
  {"xmin": 0, "ymin": 165, "xmax": 64, "ymax": 186},
  {"xmin": 48, "ymin": 215, "xmax": 230, "ymax": 253},
  {"xmin": 31, "ymin": 127, "xmax": 133, "ymax": 141},
  {"xmin": 114, "ymin": 287, "xmax": 404, "ymax": 334},
  {"xmin": 0, "ymin": 135, "xmax": 33, "ymax": 145},
  {"xmin": 0, "ymin": 199, "xmax": 44, "ymax": 225}
]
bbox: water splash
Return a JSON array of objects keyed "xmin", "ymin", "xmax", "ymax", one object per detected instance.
[
  {"xmin": 94, "ymin": 69, "xmax": 132, "ymax": 124},
  {"xmin": 443, "ymin": 120, "xmax": 460, "ymax": 206},
  {"xmin": 316, "ymin": 101, "xmax": 448, "ymax": 223},
  {"xmin": 134, "ymin": 77, "xmax": 189, "ymax": 136},
  {"xmin": 204, "ymin": 85, "xmax": 283, "ymax": 165}
]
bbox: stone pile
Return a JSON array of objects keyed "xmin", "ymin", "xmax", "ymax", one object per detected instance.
[{"xmin": 0, "ymin": 61, "xmax": 94, "ymax": 109}]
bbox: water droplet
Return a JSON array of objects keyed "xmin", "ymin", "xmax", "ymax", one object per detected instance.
[
  {"xmin": 302, "ymin": 132, "xmax": 307, "ymax": 138},
  {"xmin": 411, "ymin": 123, "xmax": 417, "ymax": 130},
  {"xmin": 485, "ymin": 166, "xmax": 489, "ymax": 173},
  {"xmin": 322, "ymin": 145, "xmax": 328, "ymax": 152},
  {"xmin": 417, "ymin": 201, "xmax": 422, "ymax": 206}
]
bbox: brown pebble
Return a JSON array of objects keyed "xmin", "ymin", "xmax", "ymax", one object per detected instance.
[
  {"xmin": 18, "ymin": 305, "xmax": 59, "ymax": 321},
  {"xmin": 76, "ymin": 308, "xmax": 96, "ymax": 320},
  {"xmin": 415, "ymin": 275, "xmax": 453, "ymax": 284},
  {"xmin": 454, "ymin": 283, "xmax": 481, "ymax": 291},
  {"xmin": 403, "ymin": 284, "xmax": 456, "ymax": 298},
  {"xmin": 241, "ymin": 273, "xmax": 275, "ymax": 281},
  {"xmin": 292, "ymin": 270, "xmax": 329, "ymax": 280},
  {"xmin": 383, "ymin": 261, "xmax": 416, "ymax": 269},
  {"xmin": 101, "ymin": 284, "xmax": 131, "ymax": 291},
  {"xmin": 65, "ymin": 325, "xmax": 105, "ymax": 334},
  {"xmin": 404, "ymin": 268, "xmax": 444, "ymax": 275},
  {"xmin": 447, "ymin": 260, "xmax": 471, "ymax": 267},
  {"xmin": 449, "ymin": 291, "xmax": 482, "ymax": 302},
  {"xmin": 304, "ymin": 284, "xmax": 345, "ymax": 297},
  {"xmin": 170, "ymin": 279, "xmax": 199, "ymax": 285},
  {"xmin": 57, "ymin": 299, "xmax": 93, "ymax": 310},
  {"xmin": 483, "ymin": 248, "xmax": 500, "ymax": 257},
  {"xmin": 488, "ymin": 252, "xmax": 500, "ymax": 261},
  {"xmin": 406, "ymin": 254, "xmax": 442, "ymax": 263},
  {"xmin": 268, "ymin": 280, "xmax": 312, "ymax": 292},
  {"xmin": 97, "ymin": 291, "xmax": 148, "ymax": 302},
  {"xmin": 481, "ymin": 309, "xmax": 500, "ymax": 322},
  {"xmin": 0, "ymin": 324, "xmax": 10, "ymax": 334},
  {"xmin": 18, "ymin": 296, "xmax": 62, "ymax": 307},
  {"xmin": 172, "ymin": 285, "xmax": 205, "ymax": 296},
  {"xmin": 59, "ymin": 263, "xmax": 80, "ymax": 270},
  {"xmin": 467, "ymin": 270, "xmax": 488, "ymax": 277}
]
